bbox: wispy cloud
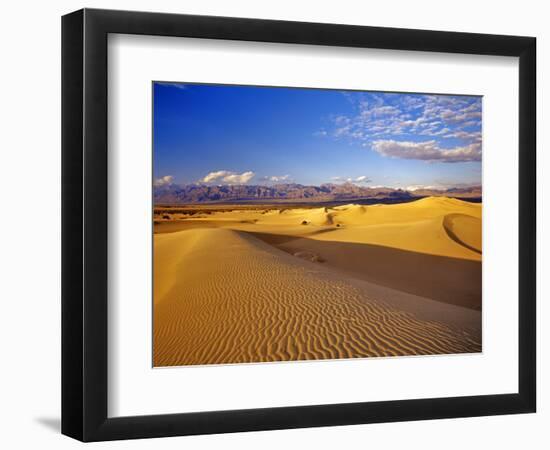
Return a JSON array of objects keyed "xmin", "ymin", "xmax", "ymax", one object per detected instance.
[
  {"xmin": 405, "ymin": 181, "xmax": 481, "ymax": 191},
  {"xmin": 405, "ymin": 184, "xmax": 442, "ymax": 191},
  {"xmin": 331, "ymin": 175, "xmax": 371, "ymax": 184},
  {"xmin": 372, "ymin": 140, "xmax": 481, "ymax": 163},
  {"xmin": 157, "ymin": 82, "xmax": 188, "ymax": 90},
  {"xmin": 153, "ymin": 175, "xmax": 174, "ymax": 187},
  {"xmin": 443, "ymin": 130, "xmax": 482, "ymax": 140},
  {"xmin": 325, "ymin": 92, "xmax": 482, "ymax": 164},
  {"xmin": 201, "ymin": 170, "xmax": 255, "ymax": 184}
]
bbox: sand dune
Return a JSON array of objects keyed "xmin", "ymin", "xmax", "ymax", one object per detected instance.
[
  {"xmin": 297, "ymin": 198, "xmax": 481, "ymax": 261},
  {"xmin": 153, "ymin": 197, "xmax": 482, "ymax": 366},
  {"xmin": 157, "ymin": 197, "xmax": 481, "ymax": 260},
  {"xmin": 154, "ymin": 226, "xmax": 481, "ymax": 367}
]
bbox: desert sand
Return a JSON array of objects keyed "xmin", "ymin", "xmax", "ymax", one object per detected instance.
[{"xmin": 153, "ymin": 197, "xmax": 482, "ymax": 367}]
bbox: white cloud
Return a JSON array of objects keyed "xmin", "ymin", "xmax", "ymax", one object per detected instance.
[
  {"xmin": 419, "ymin": 127, "xmax": 451, "ymax": 136},
  {"xmin": 405, "ymin": 184, "xmax": 441, "ymax": 191},
  {"xmin": 222, "ymin": 172, "xmax": 255, "ymax": 184},
  {"xmin": 372, "ymin": 140, "xmax": 481, "ymax": 163},
  {"xmin": 404, "ymin": 181, "xmax": 480, "ymax": 191},
  {"xmin": 360, "ymin": 105, "xmax": 402, "ymax": 119},
  {"xmin": 444, "ymin": 130, "xmax": 482, "ymax": 140},
  {"xmin": 202, "ymin": 170, "xmax": 231, "ymax": 182},
  {"xmin": 264, "ymin": 174, "xmax": 291, "ymax": 182},
  {"xmin": 153, "ymin": 175, "xmax": 174, "ymax": 187},
  {"xmin": 331, "ymin": 175, "xmax": 371, "ymax": 184},
  {"xmin": 201, "ymin": 170, "xmax": 255, "ymax": 184}
]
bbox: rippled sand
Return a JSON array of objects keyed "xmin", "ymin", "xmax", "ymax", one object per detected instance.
[{"xmin": 153, "ymin": 198, "xmax": 481, "ymax": 366}]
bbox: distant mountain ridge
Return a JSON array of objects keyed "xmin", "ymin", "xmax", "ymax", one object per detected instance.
[{"xmin": 154, "ymin": 182, "xmax": 481, "ymax": 205}]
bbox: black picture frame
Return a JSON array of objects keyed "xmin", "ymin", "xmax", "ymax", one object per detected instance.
[{"xmin": 62, "ymin": 8, "xmax": 536, "ymax": 442}]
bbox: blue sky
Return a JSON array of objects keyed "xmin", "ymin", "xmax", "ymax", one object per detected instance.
[{"xmin": 153, "ymin": 82, "xmax": 482, "ymax": 191}]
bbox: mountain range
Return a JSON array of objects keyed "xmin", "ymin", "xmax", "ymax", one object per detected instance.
[{"xmin": 154, "ymin": 182, "xmax": 481, "ymax": 205}]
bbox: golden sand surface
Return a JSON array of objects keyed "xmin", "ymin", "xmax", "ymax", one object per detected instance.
[{"xmin": 153, "ymin": 197, "xmax": 482, "ymax": 366}]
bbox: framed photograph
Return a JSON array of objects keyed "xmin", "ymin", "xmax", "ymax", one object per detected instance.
[{"xmin": 62, "ymin": 8, "xmax": 536, "ymax": 441}]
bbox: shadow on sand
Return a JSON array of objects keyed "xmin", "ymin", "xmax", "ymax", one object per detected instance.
[{"xmin": 246, "ymin": 231, "xmax": 482, "ymax": 310}]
